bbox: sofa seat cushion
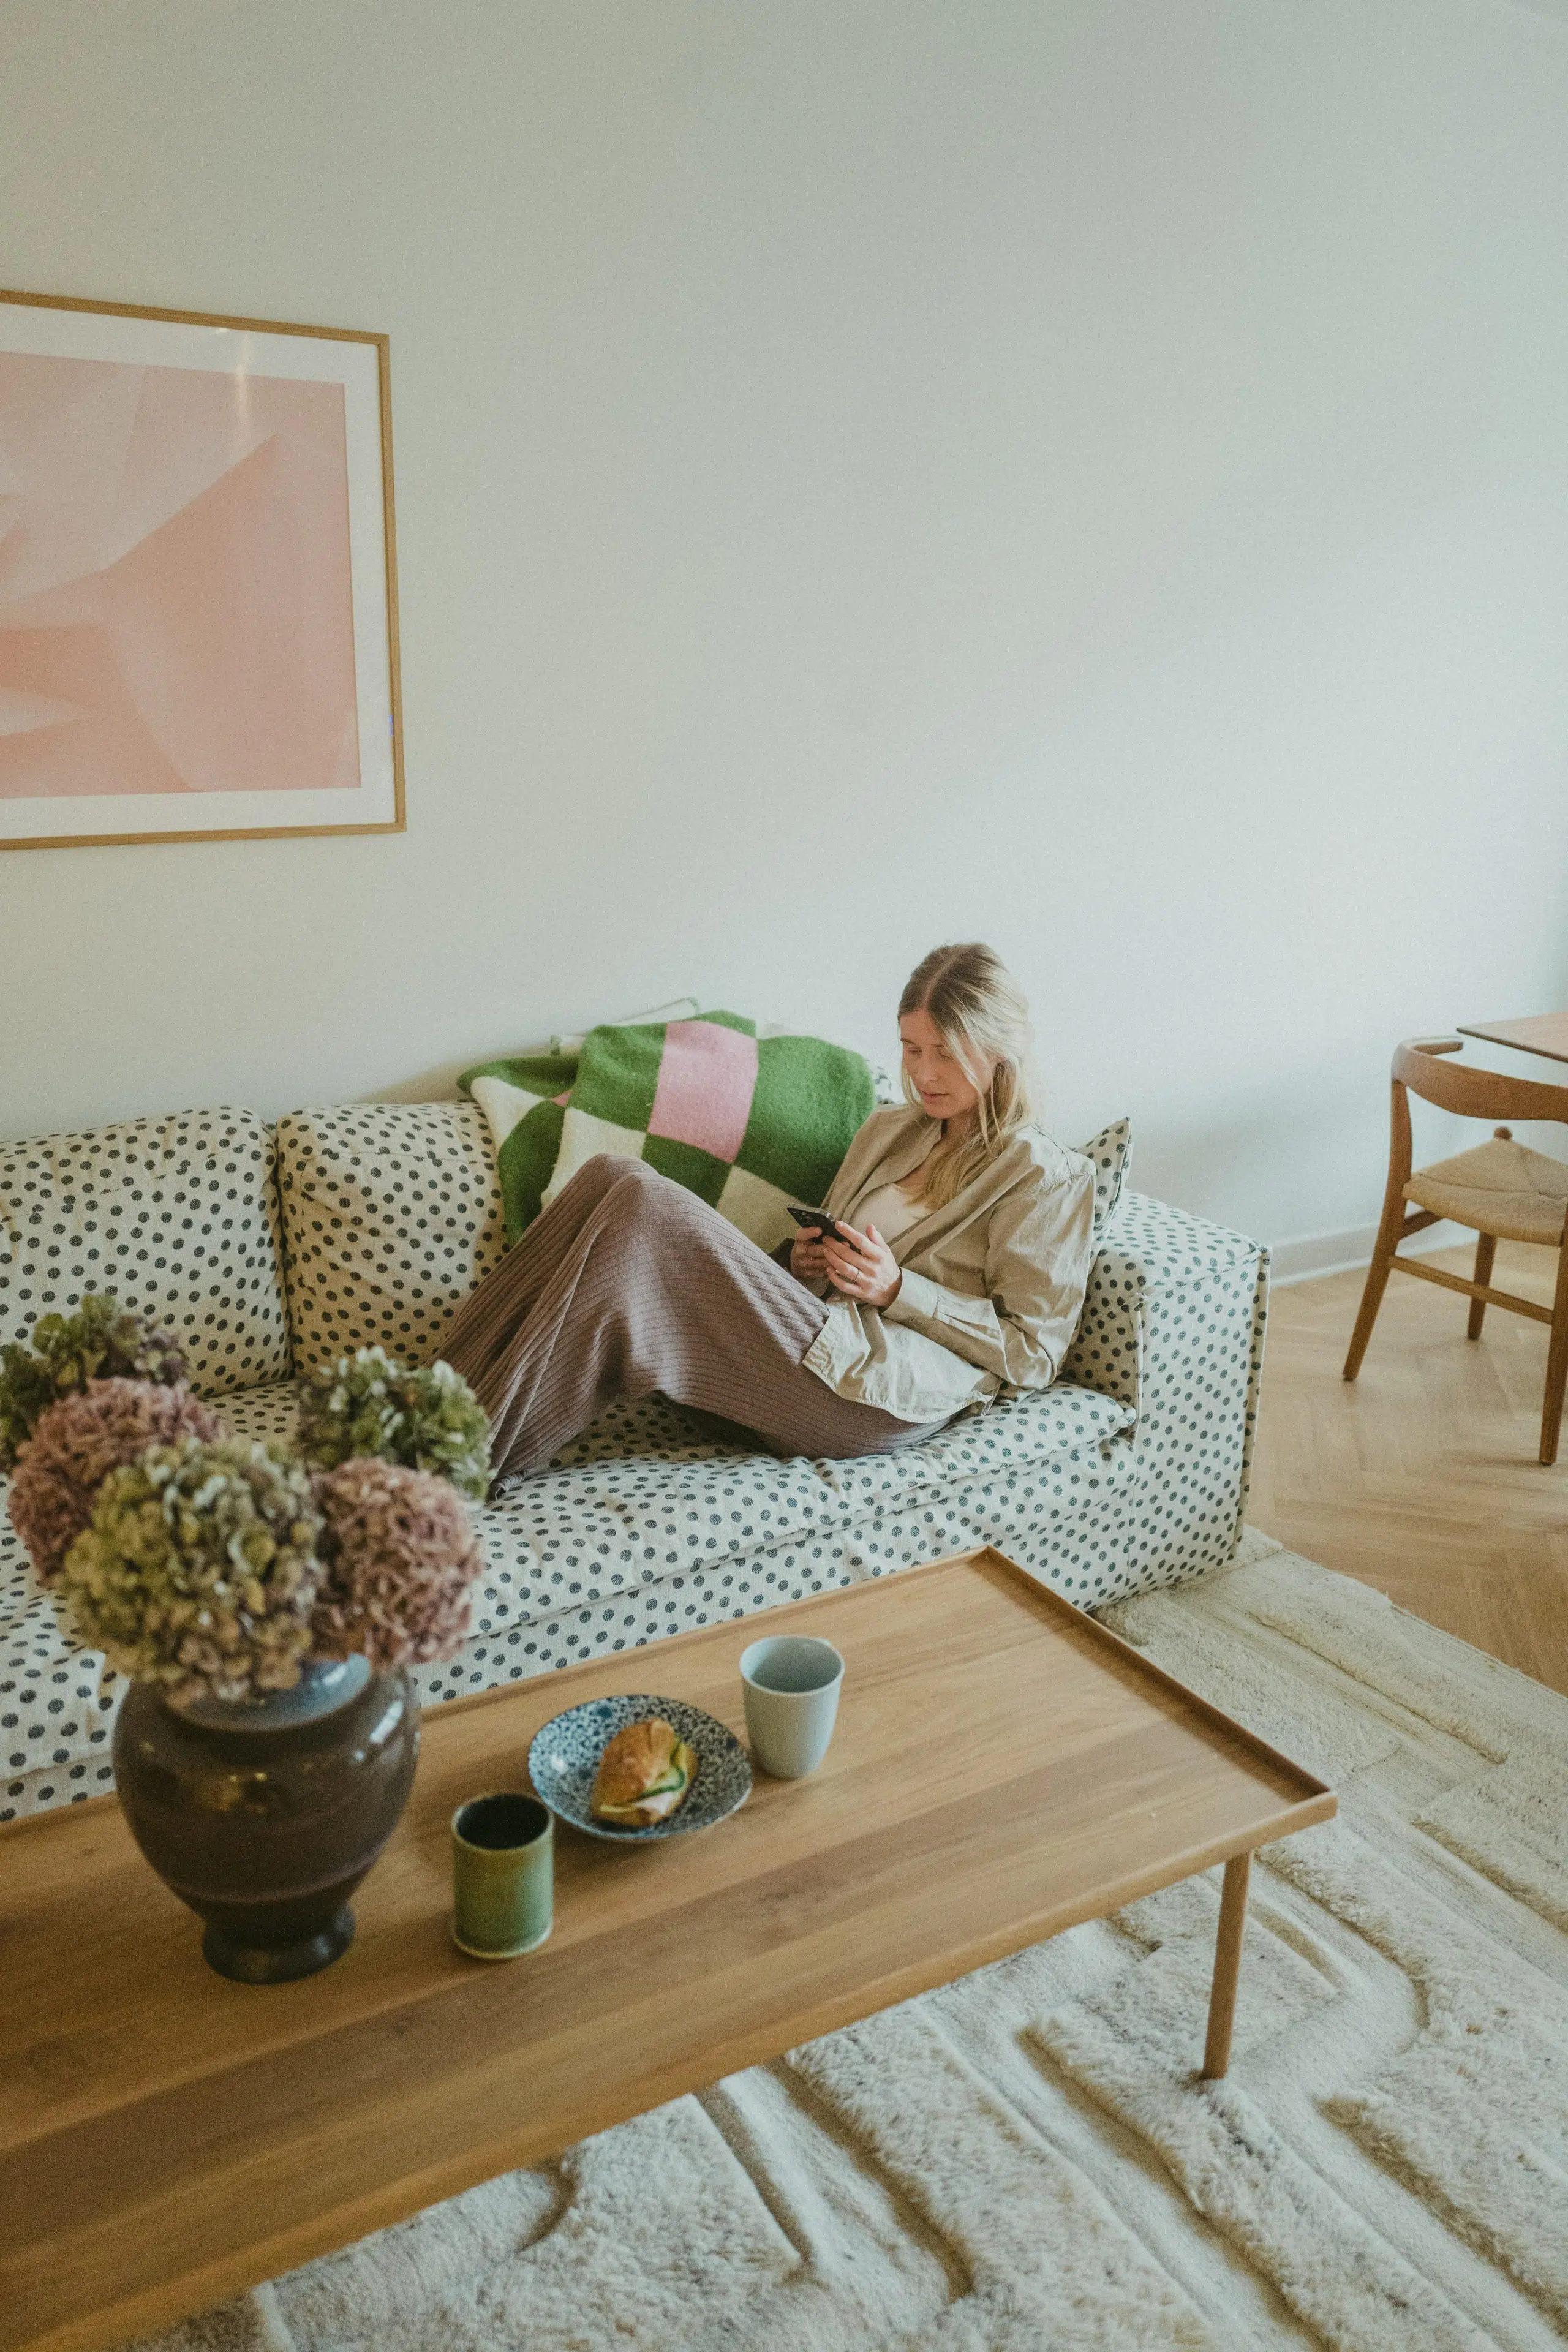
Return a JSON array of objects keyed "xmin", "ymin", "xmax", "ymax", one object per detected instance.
[
  {"xmin": 415, "ymin": 1384, "xmax": 1137, "ymax": 1706},
  {"xmin": 0, "ymin": 1107, "xmax": 290, "ymax": 1396},
  {"xmin": 275, "ymin": 1104, "xmax": 507, "ymax": 1374},
  {"xmin": 2, "ymin": 1376, "xmax": 1132, "ymax": 1816},
  {"xmin": 1, "ymin": 1379, "xmax": 311, "ymax": 1816},
  {"xmin": 227, "ymin": 1378, "xmax": 1132, "ymax": 1632}
]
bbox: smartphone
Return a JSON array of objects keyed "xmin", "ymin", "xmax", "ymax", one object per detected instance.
[{"xmin": 786, "ymin": 1205, "xmax": 852, "ymax": 1242}]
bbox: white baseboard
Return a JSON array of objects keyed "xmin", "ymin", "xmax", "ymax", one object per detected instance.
[{"xmin": 1269, "ymin": 1219, "xmax": 1467, "ymax": 1288}]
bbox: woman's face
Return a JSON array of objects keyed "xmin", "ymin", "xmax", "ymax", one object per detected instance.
[{"xmin": 899, "ymin": 1007, "xmax": 997, "ymax": 1124}]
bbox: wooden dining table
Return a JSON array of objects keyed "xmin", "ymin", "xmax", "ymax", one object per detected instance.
[{"xmin": 1456, "ymin": 1013, "xmax": 1568, "ymax": 1068}]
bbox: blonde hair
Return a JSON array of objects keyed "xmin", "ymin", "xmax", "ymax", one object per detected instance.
[{"xmin": 899, "ymin": 944, "xmax": 1039, "ymax": 1210}]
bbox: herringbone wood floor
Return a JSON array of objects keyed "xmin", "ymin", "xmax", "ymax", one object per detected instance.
[{"xmin": 1252, "ymin": 1239, "xmax": 1568, "ymax": 1697}]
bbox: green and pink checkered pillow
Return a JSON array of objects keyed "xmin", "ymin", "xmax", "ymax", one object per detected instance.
[{"xmin": 460, "ymin": 1012, "xmax": 877, "ymax": 1253}]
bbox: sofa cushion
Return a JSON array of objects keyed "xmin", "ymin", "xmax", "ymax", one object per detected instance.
[
  {"xmin": 0, "ymin": 1108, "xmax": 289, "ymax": 1397},
  {"xmin": 276, "ymin": 1102, "xmax": 507, "ymax": 1373},
  {"xmin": 1, "ymin": 1373, "xmax": 1134, "ymax": 1815},
  {"xmin": 1081, "ymin": 1117, "xmax": 1131, "ymax": 1231},
  {"xmin": 232, "ymin": 1376, "xmax": 1131, "ymax": 1631},
  {"xmin": 431, "ymin": 1382, "xmax": 1134, "ymax": 1680}
]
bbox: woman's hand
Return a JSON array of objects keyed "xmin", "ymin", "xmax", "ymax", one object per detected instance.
[
  {"xmin": 821, "ymin": 1221, "xmax": 902, "ymax": 1311},
  {"xmin": 789, "ymin": 1230, "xmax": 829, "ymax": 1283}
]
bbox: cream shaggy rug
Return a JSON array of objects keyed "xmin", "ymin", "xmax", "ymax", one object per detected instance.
[{"xmin": 132, "ymin": 1532, "xmax": 1568, "ymax": 2352}]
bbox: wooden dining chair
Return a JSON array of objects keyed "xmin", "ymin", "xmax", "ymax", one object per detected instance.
[{"xmin": 1343, "ymin": 1037, "xmax": 1568, "ymax": 1464}]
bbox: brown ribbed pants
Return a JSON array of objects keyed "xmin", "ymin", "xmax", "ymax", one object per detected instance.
[{"xmin": 435, "ymin": 1154, "xmax": 948, "ymax": 1482}]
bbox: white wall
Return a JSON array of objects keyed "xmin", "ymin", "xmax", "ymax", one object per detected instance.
[{"xmin": 2, "ymin": 0, "xmax": 1567, "ymax": 1271}]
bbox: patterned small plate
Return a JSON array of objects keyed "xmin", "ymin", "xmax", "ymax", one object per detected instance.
[{"xmin": 528, "ymin": 1693, "xmax": 752, "ymax": 1842}]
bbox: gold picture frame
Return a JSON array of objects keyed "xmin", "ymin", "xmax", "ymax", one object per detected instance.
[{"xmin": 0, "ymin": 287, "xmax": 404, "ymax": 850}]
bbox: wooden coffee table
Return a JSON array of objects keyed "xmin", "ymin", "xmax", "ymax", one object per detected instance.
[{"xmin": 0, "ymin": 1548, "xmax": 1334, "ymax": 2352}]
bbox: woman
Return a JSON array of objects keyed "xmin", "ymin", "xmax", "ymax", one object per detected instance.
[{"xmin": 439, "ymin": 943, "xmax": 1095, "ymax": 1483}]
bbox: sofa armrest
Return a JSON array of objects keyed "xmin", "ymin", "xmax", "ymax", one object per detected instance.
[{"xmin": 1060, "ymin": 1189, "xmax": 1270, "ymax": 1547}]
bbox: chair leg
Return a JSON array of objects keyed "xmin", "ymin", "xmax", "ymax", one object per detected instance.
[
  {"xmin": 1346, "ymin": 1080, "xmax": 1414, "ymax": 1384},
  {"xmin": 1344, "ymin": 1223, "xmax": 1400, "ymax": 1382},
  {"xmin": 1468, "ymin": 1234, "xmax": 1496, "ymax": 1340},
  {"xmin": 1540, "ymin": 1243, "xmax": 1568, "ymax": 1466}
]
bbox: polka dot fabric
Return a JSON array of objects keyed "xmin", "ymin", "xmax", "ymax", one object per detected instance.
[
  {"xmin": 0, "ymin": 1472, "xmax": 125, "ymax": 1816},
  {"xmin": 0, "ymin": 1107, "xmax": 289, "ymax": 1398},
  {"xmin": 0, "ymin": 1381, "xmax": 303, "ymax": 1821},
  {"xmin": 276, "ymin": 1103, "xmax": 507, "ymax": 1376},
  {"xmin": 1, "ymin": 1180, "xmax": 1268, "ymax": 1820},
  {"xmin": 1080, "ymin": 1117, "xmax": 1132, "ymax": 1232},
  {"xmin": 434, "ymin": 1379, "xmax": 1136, "ymax": 1636},
  {"xmin": 410, "ymin": 1392, "xmax": 1140, "ymax": 1707},
  {"xmin": 0, "ymin": 1377, "xmax": 1133, "ymax": 1814}
]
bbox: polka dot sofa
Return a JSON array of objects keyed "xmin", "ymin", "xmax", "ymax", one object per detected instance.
[{"xmin": 1, "ymin": 1102, "xmax": 1268, "ymax": 1822}]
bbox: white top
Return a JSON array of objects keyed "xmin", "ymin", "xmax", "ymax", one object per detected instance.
[{"xmin": 851, "ymin": 1179, "xmax": 927, "ymax": 1248}]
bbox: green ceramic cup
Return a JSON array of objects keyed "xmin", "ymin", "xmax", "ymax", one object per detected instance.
[{"xmin": 451, "ymin": 1792, "xmax": 553, "ymax": 1959}]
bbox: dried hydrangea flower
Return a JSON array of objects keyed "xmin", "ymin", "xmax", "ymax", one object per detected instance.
[
  {"xmin": 58, "ymin": 1436, "xmax": 322, "ymax": 1706},
  {"xmin": 296, "ymin": 1347, "xmax": 491, "ymax": 1501},
  {"xmin": 0, "ymin": 1292, "xmax": 188, "ymax": 1471},
  {"xmin": 311, "ymin": 1458, "xmax": 484, "ymax": 1670},
  {"xmin": 7, "ymin": 1378, "xmax": 224, "ymax": 1584}
]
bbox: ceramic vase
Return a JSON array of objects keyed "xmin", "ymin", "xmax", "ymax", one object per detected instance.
[{"xmin": 113, "ymin": 1656, "xmax": 420, "ymax": 1984}]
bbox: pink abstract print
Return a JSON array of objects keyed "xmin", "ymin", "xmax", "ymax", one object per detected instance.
[{"xmin": 0, "ymin": 353, "xmax": 360, "ymax": 799}]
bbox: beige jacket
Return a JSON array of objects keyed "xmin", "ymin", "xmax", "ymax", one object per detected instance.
[{"xmin": 800, "ymin": 1106, "xmax": 1096, "ymax": 1423}]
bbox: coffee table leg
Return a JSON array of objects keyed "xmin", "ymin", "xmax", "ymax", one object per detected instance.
[{"xmin": 1201, "ymin": 1851, "xmax": 1251, "ymax": 2079}]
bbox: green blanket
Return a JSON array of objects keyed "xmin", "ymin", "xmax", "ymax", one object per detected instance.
[{"xmin": 461, "ymin": 1012, "xmax": 877, "ymax": 1250}]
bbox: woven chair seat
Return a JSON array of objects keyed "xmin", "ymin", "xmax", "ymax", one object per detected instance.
[{"xmin": 1404, "ymin": 1136, "xmax": 1568, "ymax": 1245}]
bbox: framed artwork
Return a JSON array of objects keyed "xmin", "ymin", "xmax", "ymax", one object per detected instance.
[{"xmin": 0, "ymin": 288, "xmax": 402, "ymax": 850}]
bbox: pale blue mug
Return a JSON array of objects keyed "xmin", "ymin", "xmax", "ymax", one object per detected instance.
[{"xmin": 739, "ymin": 1635, "xmax": 844, "ymax": 1778}]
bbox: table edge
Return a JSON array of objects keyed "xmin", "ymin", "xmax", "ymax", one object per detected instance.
[
  {"xmin": 1455, "ymin": 1017, "xmax": 1568, "ymax": 1065},
  {"xmin": 9, "ymin": 1784, "xmax": 1337, "ymax": 2352},
  {"xmin": 0, "ymin": 1547, "xmax": 1330, "ymax": 1858}
]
